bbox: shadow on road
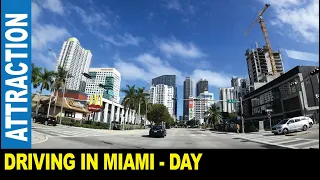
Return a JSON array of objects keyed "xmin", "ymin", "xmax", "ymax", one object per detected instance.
[
  {"xmin": 100, "ymin": 141, "xmax": 113, "ymax": 145},
  {"xmin": 264, "ymin": 134, "xmax": 282, "ymax": 136},
  {"xmin": 141, "ymin": 135, "xmax": 152, "ymax": 138},
  {"xmin": 141, "ymin": 135, "xmax": 164, "ymax": 138},
  {"xmin": 212, "ymin": 131, "xmax": 228, "ymax": 134}
]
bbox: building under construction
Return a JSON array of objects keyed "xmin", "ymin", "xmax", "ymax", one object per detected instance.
[{"xmin": 245, "ymin": 45, "xmax": 285, "ymax": 87}]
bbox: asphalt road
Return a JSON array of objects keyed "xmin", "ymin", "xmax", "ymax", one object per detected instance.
[{"xmin": 32, "ymin": 123, "xmax": 284, "ymax": 149}]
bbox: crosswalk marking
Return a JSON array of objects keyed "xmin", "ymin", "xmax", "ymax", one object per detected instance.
[
  {"xmin": 290, "ymin": 139, "xmax": 318, "ymax": 148},
  {"xmin": 32, "ymin": 123, "xmax": 146, "ymax": 137},
  {"xmin": 33, "ymin": 124, "xmax": 319, "ymax": 149},
  {"xmin": 239, "ymin": 134, "xmax": 319, "ymax": 149}
]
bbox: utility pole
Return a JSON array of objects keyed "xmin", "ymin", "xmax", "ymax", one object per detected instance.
[{"xmin": 240, "ymin": 97, "xmax": 244, "ymax": 134}]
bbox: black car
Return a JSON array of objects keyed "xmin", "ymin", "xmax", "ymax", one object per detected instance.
[
  {"xmin": 34, "ymin": 115, "xmax": 57, "ymax": 126},
  {"xmin": 149, "ymin": 125, "xmax": 167, "ymax": 138}
]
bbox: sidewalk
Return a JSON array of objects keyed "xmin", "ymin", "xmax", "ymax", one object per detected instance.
[{"xmin": 32, "ymin": 131, "xmax": 48, "ymax": 144}]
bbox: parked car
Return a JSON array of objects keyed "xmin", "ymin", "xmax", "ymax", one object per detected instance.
[
  {"xmin": 34, "ymin": 115, "xmax": 57, "ymax": 126},
  {"xmin": 300, "ymin": 116, "xmax": 314, "ymax": 128},
  {"xmin": 271, "ymin": 117, "xmax": 310, "ymax": 135},
  {"xmin": 149, "ymin": 125, "xmax": 166, "ymax": 138}
]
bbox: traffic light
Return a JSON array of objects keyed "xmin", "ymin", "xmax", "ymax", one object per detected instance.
[{"xmin": 309, "ymin": 68, "xmax": 319, "ymax": 76}]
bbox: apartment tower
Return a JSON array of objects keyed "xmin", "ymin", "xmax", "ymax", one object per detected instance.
[{"xmin": 56, "ymin": 37, "xmax": 92, "ymax": 92}]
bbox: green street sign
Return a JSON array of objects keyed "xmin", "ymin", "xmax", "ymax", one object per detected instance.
[{"xmin": 227, "ymin": 99, "xmax": 237, "ymax": 103}]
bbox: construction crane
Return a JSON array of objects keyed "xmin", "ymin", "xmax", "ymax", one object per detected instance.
[{"xmin": 245, "ymin": 4, "xmax": 277, "ymax": 75}]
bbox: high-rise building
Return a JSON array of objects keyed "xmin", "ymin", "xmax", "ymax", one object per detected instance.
[
  {"xmin": 149, "ymin": 84, "xmax": 174, "ymax": 117},
  {"xmin": 231, "ymin": 77, "xmax": 250, "ymax": 112},
  {"xmin": 183, "ymin": 77, "xmax": 194, "ymax": 120},
  {"xmin": 84, "ymin": 68, "xmax": 121, "ymax": 103},
  {"xmin": 245, "ymin": 45, "xmax": 284, "ymax": 85},
  {"xmin": 152, "ymin": 75, "xmax": 177, "ymax": 117},
  {"xmin": 196, "ymin": 79, "xmax": 209, "ymax": 97},
  {"xmin": 231, "ymin": 77, "xmax": 250, "ymax": 100},
  {"xmin": 56, "ymin": 37, "xmax": 92, "ymax": 92},
  {"xmin": 194, "ymin": 91, "xmax": 214, "ymax": 124},
  {"xmin": 219, "ymin": 87, "xmax": 235, "ymax": 113}
]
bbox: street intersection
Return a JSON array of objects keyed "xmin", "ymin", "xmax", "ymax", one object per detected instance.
[{"xmin": 32, "ymin": 123, "xmax": 319, "ymax": 149}]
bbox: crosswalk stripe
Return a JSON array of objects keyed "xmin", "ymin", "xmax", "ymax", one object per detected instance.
[
  {"xmin": 289, "ymin": 140, "xmax": 319, "ymax": 148},
  {"xmin": 276, "ymin": 139, "xmax": 306, "ymax": 145}
]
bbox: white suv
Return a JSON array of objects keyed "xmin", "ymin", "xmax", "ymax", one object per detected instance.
[{"xmin": 271, "ymin": 116, "xmax": 313, "ymax": 135}]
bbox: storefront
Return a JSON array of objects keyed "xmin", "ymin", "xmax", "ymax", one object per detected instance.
[
  {"xmin": 242, "ymin": 66, "xmax": 319, "ymax": 128},
  {"xmin": 43, "ymin": 97, "xmax": 90, "ymax": 120}
]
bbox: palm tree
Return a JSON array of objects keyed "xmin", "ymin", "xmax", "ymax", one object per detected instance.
[
  {"xmin": 121, "ymin": 85, "xmax": 136, "ymax": 110},
  {"xmin": 50, "ymin": 66, "xmax": 69, "ymax": 115},
  {"xmin": 135, "ymin": 87, "xmax": 149, "ymax": 124},
  {"xmin": 204, "ymin": 104, "xmax": 222, "ymax": 127},
  {"xmin": 32, "ymin": 63, "xmax": 42, "ymax": 88},
  {"xmin": 34, "ymin": 68, "xmax": 55, "ymax": 114},
  {"xmin": 121, "ymin": 85, "xmax": 137, "ymax": 126}
]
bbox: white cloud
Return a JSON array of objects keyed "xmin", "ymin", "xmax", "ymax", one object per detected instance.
[
  {"xmin": 72, "ymin": 6, "xmax": 111, "ymax": 31},
  {"xmin": 136, "ymin": 53, "xmax": 184, "ymax": 83},
  {"xmin": 115, "ymin": 61, "xmax": 147, "ymax": 81},
  {"xmin": 114, "ymin": 53, "xmax": 184, "ymax": 84},
  {"xmin": 99, "ymin": 33, "xmax": 144, "ymax": 47},
  {"xmin": 36, "ymin": 0, "xmax": 64, "ymax": 15},
  {"xmin": 260, "ymin": 0, "xmax": 319, "ymax": 43},
  {"xmin": 284, "ymin": 49, "xmax": 319, "ymax": 62},
  {"xmin": 32, "ymin": 1, "xmax": 70, "ymax": 69},
  {"xmin": 33, "ymin": 52, "xmax": 57, "ymax": 70},
  {"xmin": 162, "ymin": 0, "xmax": 195, "ymax": 14},
  {"xmin": 32, "ymin": 2, "xmax": 42, "ymax": 24},
  {"xmin": 158, "ymin": 39, "xmax": 206, "ymax": 59},
  {"xmin": 191, "ymin": 70, "xmax": 232, "ymax": 88},
  {"xmin": 163, "ymin": 0, "xmax": 182, "ymax": 11},
  {"xmin": 114, "ymin": 53, "xmax": 234, "ymax": 88},
  {"xmin": 32, "ymin": 24, "xmax": 70, "ymax": 51}
]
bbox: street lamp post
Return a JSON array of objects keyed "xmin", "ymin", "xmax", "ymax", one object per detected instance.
[
  {"xmin": 48, "ymin": 48, "xmax": 58, "ymax": 117},
  {"xmin": 82, "ymin": 73, "xmax": 95, "ymax": 121},
  {"xmin": 59, "ymin": 73, "xmax": 70, "ymax": 124}
]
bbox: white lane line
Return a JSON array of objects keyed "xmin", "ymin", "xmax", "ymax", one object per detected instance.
[{"xmin": 277, "ymin": 139, "xmax": 307, "ymax": 145}]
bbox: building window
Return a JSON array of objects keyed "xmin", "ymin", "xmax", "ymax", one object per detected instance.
[{"xmin": 65, "ymin": 111, "xmax": 74, "ymax": 118}]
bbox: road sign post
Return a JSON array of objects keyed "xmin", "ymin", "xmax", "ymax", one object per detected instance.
[{"xmin": 266, "ymin": 109, "xmax": 273, "ymax": 130}]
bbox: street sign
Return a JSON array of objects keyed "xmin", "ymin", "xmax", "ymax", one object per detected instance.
[
  {"xmin": 227, "ymin": 99, "xmax": 237, "ymax": 103},
  {"xmin": 266, "ymin": 109, "xmax": 273, "ymax": 112}
]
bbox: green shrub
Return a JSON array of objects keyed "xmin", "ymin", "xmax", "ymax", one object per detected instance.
[{"xmin": 58, "ymin": 117, "xmax": 145, "ymax": 130}]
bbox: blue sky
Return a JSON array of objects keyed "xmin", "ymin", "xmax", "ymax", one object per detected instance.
[{"xmin": 32, "ymin": 0, "xmax": 319, "ymax": 117}]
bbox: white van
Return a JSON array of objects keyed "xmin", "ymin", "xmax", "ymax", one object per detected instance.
[{"xmin": 271, "ymin": 116, "xmax": 313, "ymax": 135}]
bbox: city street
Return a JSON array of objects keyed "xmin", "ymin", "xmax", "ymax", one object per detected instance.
[{"xmin": 32, "ymin": 123, "xmax": 318, "ymax": 149}]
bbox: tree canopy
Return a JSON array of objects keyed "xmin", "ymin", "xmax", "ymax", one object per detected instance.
[{"xmin": 147, "ymin": 104, "xmax": 172, "ymax": 125}]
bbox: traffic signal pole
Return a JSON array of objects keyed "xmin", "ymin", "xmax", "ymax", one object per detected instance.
[{"xmin": 240, "ymin": 97, "xmax": 244, "ymax": 134}]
